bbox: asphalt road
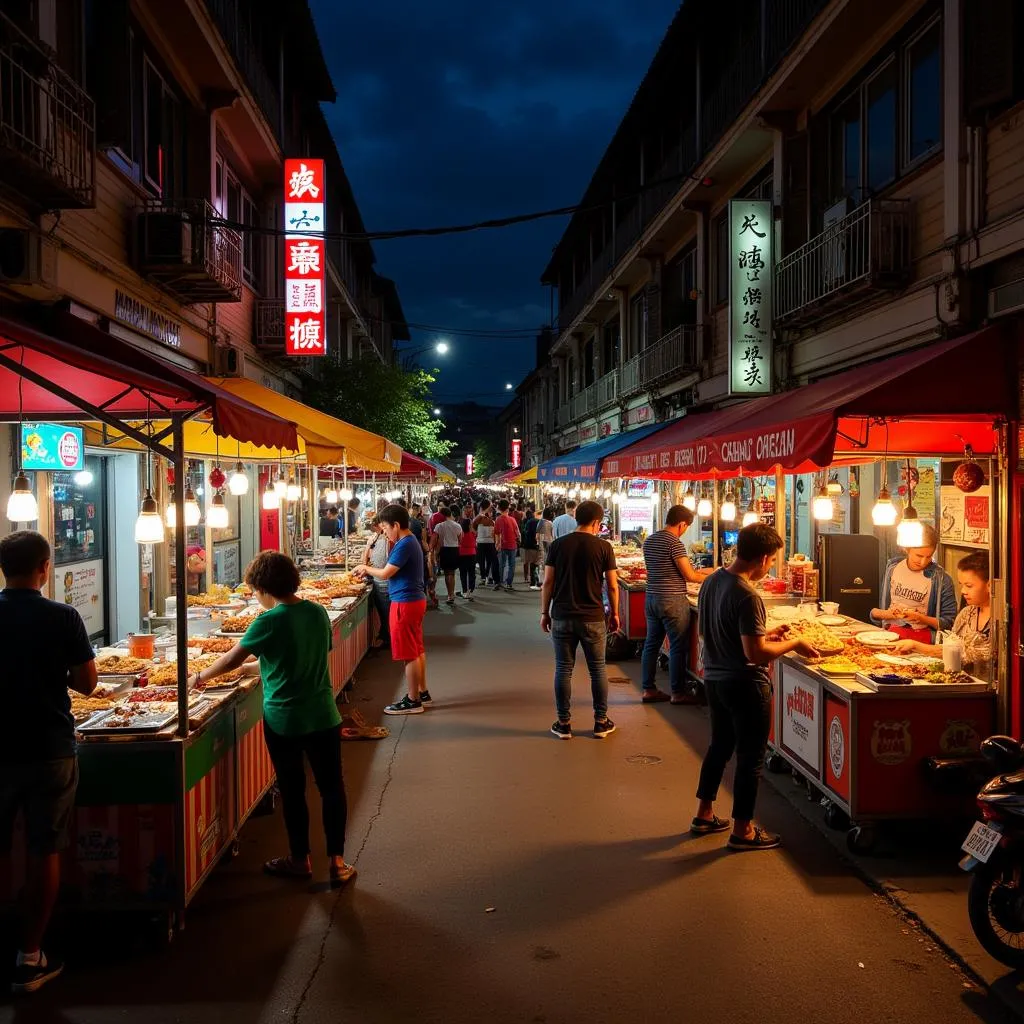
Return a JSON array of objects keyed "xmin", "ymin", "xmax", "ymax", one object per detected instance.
[{"xmin": 0, "ymin": 584, "xmax": 1014, "ymax": 1024}]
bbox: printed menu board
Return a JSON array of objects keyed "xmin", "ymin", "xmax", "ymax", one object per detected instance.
[{"xmin": 61, "ymin": 559, "xmax": 104, "ymax": 637}]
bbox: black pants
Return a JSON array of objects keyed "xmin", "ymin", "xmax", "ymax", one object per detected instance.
[
  {"xmin": 459, "ymin": 554, "xmax": 477, "ymax": 594},
  {"xmin": 264, "ymin": 723, "xmax": 348, "ymax": 858},
  {"xmin": 477, "ymin": 543, "xmax": 499, "ymax": 584},
  {"xmin": 369, "ymin": 584, "xmax": 391, "ymax": 642},
  {"xmin": 695, "ymin": 678, "xmax": 772, "ymax": 822}
]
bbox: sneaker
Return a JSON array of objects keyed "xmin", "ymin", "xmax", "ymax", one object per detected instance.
[
  {"xmin": 727, "ymin": 826, "xmax": 781, "ymax": 851},
  {"xmin": 420, "ymin": 690, "xmax": 433, "ymax": 706},
  {"xmin": 492, "ymin": 584, "xmax": 502, "ymax": 592},
  {"xmin": 445, "ymin": 598, "xmax": 455, "ymax": 606},
  {"xmin": 550, "ymin": 720, "xmax": 572, "ymax": 740},
  {"xmin": 12, "ymin": 953, "xmax": 64, "ymax": 994},
  {"xmin": 384, "ymin": 695, "xmax": 424, "ymax": 716},
  {"xmin": 504, "ymin": 585, "xmax": 514, "ymax": 593},
  {"xmin": 467, "ymin": 592, "xmax": 475, "ymax": 602},
  {"xmin": 593, "ymin": 718, "xmax": 617, "ymax": 739},
  {"xmin": 529, "ymin": 584, "xmax": 541, "ymax": 591}
]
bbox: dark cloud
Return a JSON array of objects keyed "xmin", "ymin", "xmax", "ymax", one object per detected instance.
[{"xmin": 311, "ymin": 0, "xmax": 680, "ymax": 402}]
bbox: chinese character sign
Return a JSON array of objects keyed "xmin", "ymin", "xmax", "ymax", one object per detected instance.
[
  {"xmin": 465, "ymin": 453, "xmax": 475, "ymax": 477},
  {"xmin": 284, "ymin": 159, "xmax": 326, "ymax": 357},
  {"xmin": 728, "ymin": 199, "xmax": 772, "ymax": 395},
  {"xmin": 511, "ymin": 438, "xmax": 522, "ymax": 469}
]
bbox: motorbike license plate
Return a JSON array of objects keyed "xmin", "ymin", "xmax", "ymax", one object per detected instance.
[{"xmin": 961, "ymin": 821, "xmax": 1003, "ymax": 864}]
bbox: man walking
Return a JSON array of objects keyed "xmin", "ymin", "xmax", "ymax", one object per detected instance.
[
  {"xmin": 494, "ymin": 499, "xmax": 521, "ymax": 592},
  {"xmin": 430, "ymin": 507, "xmax": 463, "ymax": 605},
  {"xmin": 692, "ymin": 524, "xmax": 818, "ymax": 850},
  {"xmin": 354, "ymin": 505, "xmax": 431, "ymax": 715},
  {"xmin": 540, "ymin": 500, "xmax": 619, "ymax": 740},
  {"xmin": 0, "ymin": 531, "xmax": 97, "ymax": 993},
  {"xmin": 521, "ymin": 507, "xmax": 543, "ymax": 589},
  {"xmin": 473, "ymin": 500, "xmax": 499, "ymax": 587},
  {"xmin": 552, "ymin": 500, "xmax": 577, "ymax": 539},
  {"xmin": 640, "ymin": 505, "xmax": 712, "ymax": 705}
]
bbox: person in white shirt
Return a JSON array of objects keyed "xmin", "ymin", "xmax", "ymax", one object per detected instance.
[
  {"xmin": 430, "ymin": 507, "xmax": 463, "ymax": 605},
  {"xmin": 552, "ymin": 500, "xmax": 578, "ymax": 540}
]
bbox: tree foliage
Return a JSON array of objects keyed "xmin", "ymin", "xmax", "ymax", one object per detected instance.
[
  {"xmin": 306, "ymin": 358, "xmax": 455, "ymax": 461},
  {"xmin": 472, "ymin": 435, "xmax": 505, "ymax": 479}
]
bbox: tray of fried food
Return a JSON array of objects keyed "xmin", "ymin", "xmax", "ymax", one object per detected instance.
[
  {"xmin": 95, "ymin": 653, "xmax": 154, "ymax": 677},
  {"xmin": 145, "ymin": 655, "xmax": 221, "ymax": 687},
  {"xmin": 80, "ymin": 704, "xmax": 179, "ymax": 733},
  {"xmin": 186, "ymin": 585, "xmax": 235, "ymax": 608},
  {"xmin": 217, "ymin": 610, "xmax": 263, "ymax": 635},
  {"xmin": 194, "ymin": 666, "xmax": 250, "ymax": 691},
  {"xmin": 188, "ymin": 635, "xmax": 237, "ymax": 654},
  {"xmin": 70, "ymin": 692, "xmax": 116, "ymax": 723},
  {"xmin": 777, "ymin": 619, "xmax": 846, "ymax": 655}
]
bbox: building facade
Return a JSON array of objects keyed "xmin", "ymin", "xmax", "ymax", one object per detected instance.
[{"xmin": 521, "ymin": 0, "xmax": 1023, "ymax": 468}]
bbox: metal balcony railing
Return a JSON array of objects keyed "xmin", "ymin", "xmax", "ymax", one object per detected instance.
[
  {"xmin": 595, "ymin": 369, "xmax": 619, "ymax": 408},
  {"xmin": 774, "ymin": 199, "xmax": 912, "ymax": 326},
  {"xmin": 0, "ymin": 11, "xmax": 95, "ymax": 208},
  {"xmin": 620, "ymin": 356, "xmax": 640, "ymax": 396},
  {"xmin": 255, "ymin": 298, "xmax": 285, "ymax": 347},
  {"xmin": 136, "ymin": 198, "xmax": 243, "ymax": 304},
  {"xmin": 556, "ymin": 403, "xmax": 571, "ymax": 430},
  {"xmin": 620, "ymin": 325, "xmax": 702, "ymax": 397},
  {"xmin": 571, "ymin": 386, "xmax": 592, "ymax": 421}
]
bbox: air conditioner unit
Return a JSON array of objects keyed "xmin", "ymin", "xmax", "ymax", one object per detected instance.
[
  {"xmin": 214, "ymin": 343, "xmax": 244, "ymax": 377},
  {"xmin": 988, "ymin": 277, "xmax": 1024, "ymax": 318},
  {"xmin": 137, "ymin": 211, "xmax": 194, "ymax": 267},
  {"xmin": 0, "ymin": 229, "xmax": 57, "ymax": 289}
]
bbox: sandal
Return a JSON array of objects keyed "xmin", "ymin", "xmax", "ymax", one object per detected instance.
[
  {"xmin": 330, "ymin": 862, "xmax": 358, "ymax": 887},
  {"xmin": 727, "ymin": 827, "xmax": 781, "ymax": 851},
  {"xmin": 642, "ymin": 689, "xmax": 671, "ymax": 703},
  {"xmin": 263, "ymin": 856, "xmax": 313, "ymax": 879},
  {"xmin": 690, "ymin": 814, "xmax": 731, "ymax": 835}
]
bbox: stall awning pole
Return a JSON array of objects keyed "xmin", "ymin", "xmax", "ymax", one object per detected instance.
[
  {"xmin": 343, "ymin": 453, "xmax": 349, "ymax": 570},
  {"xmin": 173, "ymin": 416, "xmax": 189, "ymax": 738}
]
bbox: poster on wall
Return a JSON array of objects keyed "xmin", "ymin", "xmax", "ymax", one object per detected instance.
[
  {"xmin": 781, "ymin": 669, "xmax": 821, "ymax": 776},
  {"xmin": 940, "ymin": 485, "xmax": 990, "ymax": 544},
  {"xmin": 61, "ymin": 559, "xmax": 104, "ymax": 637},
  {"xmin": 620, "ymin": 498, "xmax": 654, "ymax": 536},
  {"xmin": 213, "ymin": 542, "xmax": 241, "ymax": 587}
]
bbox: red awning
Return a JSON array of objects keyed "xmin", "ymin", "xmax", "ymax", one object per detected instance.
[
  {"xmin": 602, "ymin": 328, "xmax": 1017, "ymax": 480},
  {"xmin": 327, "ymin": 451, "xmax": 438, "ymax": 481},
  {"xmin": 0, "ymin": 309, "xmax": 298, "ymax": 452}
]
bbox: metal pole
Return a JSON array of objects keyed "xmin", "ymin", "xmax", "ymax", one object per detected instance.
[
  {"xmin": 173, "ymin": 416, "xmax": 189, "ymax": 738},
  {"xmin": 712, "ymin": 478, "xmax": 720, "ymax": 568},
  {"xmin": 775, "ymin": 466, "xmax": 786, "ymax": 575},
  {"xmin": 343, "ymin": 452, "xmax": 349, "ymax": 569}
]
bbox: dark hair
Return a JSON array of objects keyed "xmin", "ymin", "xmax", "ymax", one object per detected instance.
[
  {"xmin": 543, "ymin": 506, "xmax": 555, "ymax": 521},
  {"xmin": 440, "ymin": 506, "xmax": 452, "ymax": 518},
  {"xmin": 498, "ymin": 499, "xmax": 510, "ymax": 512},
  {"xmin": 379, "ymin": 503, "xmax": 410, "ymax": 530},
  {"xmin": 327, "ymin": 506, "xmax": 339, "ymax": 515},
  {"xmin": 397, "ymin": 497, "xmax": 408, "ymax": 508},
  {"xmin": 575, "ymin": 500, "xmax": 604, "ymax": 527},
  {"xmin": 958, "ymin": 551, "xmax": 990, "ymax": 583},
  {"xmin": 480, "ymin": 499, "xmax": 491, "ymax": 512},
  {"xmin": 736, "ymin": 523, "xmax": 784, "ymax": 562},
  {"xmin": 565, "ymin": 500, "xmax": 577, "ymax": 510},
  {"xmin": 0, "ymin": 530, "xmax": 50, "ymax": 579},
  {"xmin": 244, "ymin": 551, "xmax": 301, "ymax": 599},
  {"xmin": 665, "ymin": 504, "xmax": 695, "ymax": 528}
]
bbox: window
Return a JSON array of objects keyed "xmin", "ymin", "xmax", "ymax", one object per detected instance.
[
  {"xmin": 143, "ymin": 58, "xmax": 182, "ymax": 197},
  {"xmin": 215, "ymin": 155, "xmax": 261, "ymax": 288},
  {"xmin": 602, "ymin": 318, "xmax": 620, "ymax": 371},
  {"xmin": 825, "ymin": 15, "xmax": 941, "ymax": 210},
  {"xmin": 583, "ymin": 337, "xmax": 596, "ymax": 387},
  {"xmin": 713, "ymin": 214, "xmax": 729, "ymax": 305},
  {"xmin": 629, "ymin": 292, "xmax": 648, "ymax": 356},
  {"xmin": 906, "ymin": 20, "xmax": 941, "ymax": 162}
]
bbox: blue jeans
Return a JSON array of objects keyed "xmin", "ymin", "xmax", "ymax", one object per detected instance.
[
  {"xmin": 551, "ymin": 618, "xmax": 609, "ymax": 721},
  {"xmin": 641, "ymin": 594, "xmax": 691, "ymax": 694},
  {"xmin": 499, "ymin": 549, "xmax": 517, "ymax": 587}
]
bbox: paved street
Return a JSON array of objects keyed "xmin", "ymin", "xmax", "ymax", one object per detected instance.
[{"xmin": 1, "ymin": 586, "xmax": 1015, "ymax": 1024}]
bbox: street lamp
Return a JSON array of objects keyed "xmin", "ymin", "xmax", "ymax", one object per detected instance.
[
  {"xmin": 433, "ymin": 407, "xmax": 441, "ymax": 416},
  {"xmin": 505, "ymin": 382, "xmax": 513, "ymax": 390},
  {"xmin": 405, "ymin": 340, "xmax": 450, "ymax": 361}
]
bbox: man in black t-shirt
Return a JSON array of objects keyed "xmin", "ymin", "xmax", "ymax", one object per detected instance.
[
  {"xmin": 0, "ymin": 531, "xmax": 97, "ymax": 993},
  {"xmin": 521, "ymin": 507, "xmax": 542, "ymax": 589},
  {"xmin": 540, "ymin": 501, "xmax": 619, "ymax": 740}
]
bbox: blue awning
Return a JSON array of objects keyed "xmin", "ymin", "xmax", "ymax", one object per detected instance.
[{"xmin": 538, "ymin": 422, "xmax": 667, "ymax": 482}]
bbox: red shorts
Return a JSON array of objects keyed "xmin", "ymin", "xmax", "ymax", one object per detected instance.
[{"xmin": 390, "ymin": 599, "xmax": 426, "ymax": 661}]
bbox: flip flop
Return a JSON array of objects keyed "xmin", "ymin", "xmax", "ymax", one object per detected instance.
[
  {"xmin": 690, "ymin": 815, "xmax": 731, "ymax": 835},
  {"xmin": 263, "ymin": 856, "xmax": 313, "ymax": 879}
]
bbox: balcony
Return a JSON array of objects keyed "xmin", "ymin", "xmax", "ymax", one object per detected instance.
[
  {"xmin": 0, "ymin": 12, "xmax": 95, "ymax": 209},
  {"xmin": 621, "ymin": 324, "xmax": 702, "ymax": 397},
  {"xmin": 556, "ymin": 403, "xmax": 571, "ymax": 430},
  {"xmin": 774, "ymin": 199, "xmax": 912, "ymax": 327},
  {"xmin": 136, "ymin": 198, "xmax": 243, "ymax": 304},
  {"xmin": 255, "ymin": 298, "xmax": 285, "ymax": 348}
]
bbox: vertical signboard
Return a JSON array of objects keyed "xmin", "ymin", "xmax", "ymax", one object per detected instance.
[
  {"xmin": 728, "ymin": 199, "xmax": 772, "ymax": 396},
  {"xmin": 511, "ymin": 438, "xmax": 522, "ymax": 470},
  {"xmin": 465, "ymin": 453, "xmax": 475, "ymax": 477},
  {"xmin": 284, "ymin": 159, "xmax": 326, "ymax": 358}
]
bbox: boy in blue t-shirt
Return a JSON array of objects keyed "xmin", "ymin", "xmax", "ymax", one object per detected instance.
[{"xmin": 354, "ymin": 505, "xmax": 430, "ymax": 715}]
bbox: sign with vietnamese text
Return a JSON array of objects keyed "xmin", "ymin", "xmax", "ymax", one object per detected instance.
[
  {"xmin": 61, "ymin": 558, "xmax": 104, "ymax": 637},
  {"xmin": 114, "ymin": 290, "xmax": 181, "ymax": 348},
  {"xmin": 284, "ymin": 159, "xmax": 326, "ymax": 357},
  {"xmin": 620, "ymin": 498, "xmax": 654, "ymax": 536},
  {"xmin": 728, "ymin": 199, "xmax": 772, "ymax": 396},
  {"xmin": 781, "ymin": 668, "xmax": 821, "ymax": 775},
  {"xmin": 21, "ymin": 423, "xmax": 84, "ymax": 472},
  {"xmin": 465, "ymin": 453, "xmax": 474, "ymax": 477},
  {"xmin": 511, "ymin": 438, "xmax": 522, "ymax": 469}
]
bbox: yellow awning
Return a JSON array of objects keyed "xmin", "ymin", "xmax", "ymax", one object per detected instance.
[
  {"xmin": 205, "ymin": 378, "xmax": 401, "ymax": 469},
  {"xmin": 513, "ymin": 465, "xmax": 538, "ymax": 483}
]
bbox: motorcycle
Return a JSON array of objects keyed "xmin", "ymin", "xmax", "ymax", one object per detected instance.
[{"xmin": 961, "ymin": 735, "xmax": 1024, "ymax": 967}]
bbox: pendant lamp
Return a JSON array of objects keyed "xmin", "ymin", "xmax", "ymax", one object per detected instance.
[
  {"xmin": 207, "ymin": 491, "xmax": 230, "ymax": 529},
  {"xmin": 812, "ymin": 481, "xmax": 834, "ymax": 521}
]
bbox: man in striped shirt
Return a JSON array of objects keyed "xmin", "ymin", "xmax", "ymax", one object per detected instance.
[{"xmin": 641, "ymin": 505, "xmax": 712, "ymax": 704}]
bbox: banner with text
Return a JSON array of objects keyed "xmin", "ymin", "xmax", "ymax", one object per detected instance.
[
  {"xmin": 284, "ymin": 159, "xmax": 326, "ymax": 357},
  {"xmin": 728, "ymin": 198, "xmax": 773, "ymax": 396}
]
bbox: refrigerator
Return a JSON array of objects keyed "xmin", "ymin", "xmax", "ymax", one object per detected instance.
[{"xmin": 816, "ymin": 534, "xmax": 880, "ymax": 623}]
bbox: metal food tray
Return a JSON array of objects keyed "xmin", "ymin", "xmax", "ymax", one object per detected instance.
[
  {"xmin": 79, "ymin": 707, "xmax": 179, "ymax": 733},
  {"xmin": 854, "ymin": 671, "xmax": 993, "ymax": 695}
]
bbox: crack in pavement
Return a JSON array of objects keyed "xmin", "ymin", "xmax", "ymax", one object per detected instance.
[{"xmin": 290, "ymin": 715, "xmax": 409, "ymax": 1024}]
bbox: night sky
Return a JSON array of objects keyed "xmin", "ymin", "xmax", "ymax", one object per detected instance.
[{"xmin": 313, "ymin": 0, "xmax": 680, "ymax": 405}]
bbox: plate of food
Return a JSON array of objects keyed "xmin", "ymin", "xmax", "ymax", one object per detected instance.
[
  {"xmin": 873, "ymin": 652, "xmax": 913, "ymax": 666},
  {"xmin": 817, "ymin": 615, "xmax": 847, "ymax": 626},
  {"xmin": 814, "ymin": 657, "xmax": 861, "ymax": 676},
  {"xmin": 95, "ymin": 654, "xmax": 153, "ymax": 676},
  {"xmin": 855, "ymin": 630, "xmax": 899, "ymax": 647}
]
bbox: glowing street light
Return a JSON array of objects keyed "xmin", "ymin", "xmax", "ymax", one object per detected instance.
[
  {"xmin": 433, "ymin": 407, "xmax": 442, "ymax": 416},
  {"xmin": 435, "ymin": 340, "xmax": 450, "ymax": 355}
]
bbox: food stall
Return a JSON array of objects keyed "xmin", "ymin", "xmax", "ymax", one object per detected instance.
[{"xmin": 601, "ymin": 329, "xmax": 1018, "ymax": 842}]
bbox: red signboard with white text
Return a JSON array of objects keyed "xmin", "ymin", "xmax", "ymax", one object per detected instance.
[
  {"xmin": 511, "ymin": 438, "xmax": 522, "ymax": 470},
  {"xmin": 465, "ymin": 453, "xmax": 474, "ymax": 477},
  {"xmin": 284, "ymin": 159, "xmax": 326, "ymax": 357}
]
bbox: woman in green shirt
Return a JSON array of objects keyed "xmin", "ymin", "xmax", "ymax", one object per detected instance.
[{"xmin": 191, "ymin": 551, "xmax": 355, "ymax": 886}]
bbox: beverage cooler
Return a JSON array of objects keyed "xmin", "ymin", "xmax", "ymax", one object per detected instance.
[{"xmin": 816, "ymin": 534, "xmax": 880, "ymax": 625}]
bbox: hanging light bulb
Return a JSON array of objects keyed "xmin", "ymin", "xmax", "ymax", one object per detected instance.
[
  {"xmin": 6, "ymin": 470, "xmax": 38, "ymax": 522},
  {"xmin": 134, "ymin": 489, "xmax": 165, "ymax": 544},
  {"xmin": 742, "ymin": 507, "xmax": 760, "ymax": 527},
  {"xmin": 184, "ymin": 484, "xmax": 202, "ymax": 527},
  {"xmin": 611, "ymin": 492, "xmax": 623, "ymax": 505},
  {"xmin": 720, "ymin": 489, "xmax": 737, "ymax": 522},
  {"xmin": 871, "ymin": 485, "xmax": 898, "ymax": 527},
  {"xmin": 682, "ymin": 487, "xmax": 696, "ymax": 513},
  {"xmin": 273, "ymin": 474, "xmax": 288, "ymax": 498},
  {"xmin": 286, "ymin": 477, "xmax": 301, "ymax": 502},
  {"xmin": 812, "ymin": 481, "xmax": 834, "ymax": 521},
  {"xmin": 207, "ymin": 491, "xmax": 230, "ymax": 529},
  {"xmin": 697, "ymin": 489, "xmax": 713, "ymax": 518},
  {"xmin": 165, "ymin": 501, "xmax": 176, "ymax": 528},
  {"xmin": 302, "ymin": 486, "xmax": 309, "ymax": 501},
  {"xmin": 896, "ymin": 502, "xmax": 924, "ymax": 548},
  {"xmin": 340, "ymin": 487, "xmax": 354, "ymax": 502},
  {"xmin": 262, "ymin": 479, "xmax": 280, "ymax": 510},
  {"xmin": 228, "ymin": 461, "xmax": 249, "ymax": 496},
  {"xmin": 826, "ymin": 475, "xmax": 843, "ymax": 495}
]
